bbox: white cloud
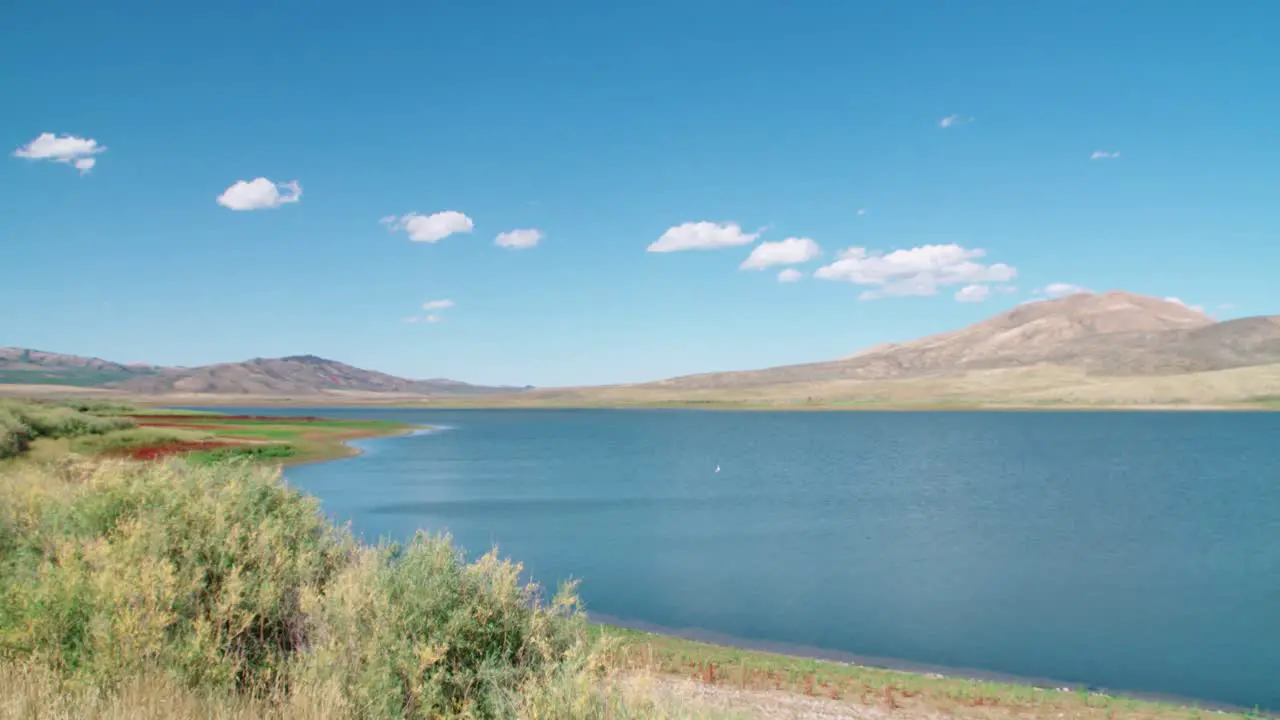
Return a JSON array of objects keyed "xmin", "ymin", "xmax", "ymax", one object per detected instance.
[
  {"xmin": 647, "ymin": 221, "xmax": 760, "ymax": 252},
  {"xmin": 856, "ymin": 208, "xmax": 867, "ymax": 216},
  {"xmin": 814, "ymin": 243, "xmax": 1016, "ymax": 301},
  {"xmin": 1164, "ymin": 296, "xmax": 1206, "ymax": 313},
  {"xmin": 216, "ymin": 178, "xmax": 302, "ymax": 210},
  {"xmin": 1090, "ymin": 151, "xmax": 1121, "ymax": 160},
  {"xmin": 381, "ymin": 210, "xmax": 474, "ymax": 243},
  {"xmin": 13, "ymin": 132, "xmax": 107, "ymax": 174},
  {"xmin": 740, "ymin": 237, "xmax": 821, "ymax": 270},
  {"xmin": 1035, "ymin": 282, "xmax": 1091, "ymax": 298},
  {"xmin": 955, "ymin": 284, "xmax": 991, "ymax": 303},
  {"xmin": 939, "ymin": 114, "xmax": 973, "ymax": 129},
  {"xmin": 777, "ymin": 269, "xmax": 803, "ymax": 283},
  {"xmin": 495, "ymin": 228, "xmax": 543, "ymax": 249},
  {"xmin": 403, "ymin": 314, "xmax": 443, "ymax": 324},
  {"xmin": 422, "ymin": 299, "xmax": 454, "ymax": 311},
  {"xmin": 1217, "ymin": 302, "xmax": 1235, "ymax": 310}
]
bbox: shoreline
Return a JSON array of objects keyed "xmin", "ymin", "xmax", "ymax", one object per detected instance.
[
  {"xmin": 149, "ymin": 398, "xmax": 1279, "ymax": 412},
  {"xmin": 285, "ymin": 420, "xmax": 1272, "ymax": 716},
  {"xmin": 275, "ymin": 421, "xmax": 427, "ymax": 467}
]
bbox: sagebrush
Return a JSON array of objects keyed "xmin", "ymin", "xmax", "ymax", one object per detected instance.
[{"xmin": 0, "ymin": 456, "xmax": 678, "ymax": 719}]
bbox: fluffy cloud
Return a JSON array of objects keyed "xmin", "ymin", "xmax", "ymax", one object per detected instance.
[
  {"xmin": 495, "ymin": 228, "xmax": 543, "ymax": 249},
  {"xmin": 647, "ymin": 221, "xmax": 760, "ymax": 253},
  {"xmin": 814, "ymin": 243, "xmax": 1016, "ymax": 301},
  {"xmin": 740, "ymin": 237, "xmax": 821, "ymax": 270},
  {"xmin": 1164, "ymin": 296, "xmax": 1206, "ymax": 313},
  {"xmin": 939, "ymin": 114, "xmax": 973, "ymax": 129},
  {"xmin": 777, "ymin": 269, "xmax": 803, "ymax": 283},
  {"xmin": 381, "ymin": 211, "xmax": 474, "ymax": 243},
  {"xmin": 1090, "ymin": 151, "xmax": 1121, "ymax": 160},
  {"xmin": 422, "ymin": 299, "xmax": 454, "ymax": 311},
  {"xmin": 12, "ymin": 133, "xmax": 106, "ymax": 174},
  {"xmin": 955, "ymin": 284, "xmax": 991, "ymax": 303},
  {"xmin": 1035, "ymin": 282, "xmax": 1091, "ymax": 298},
  {"xmin": 216, "ymin": 178, "xmax": 302, "ymax": 210}
]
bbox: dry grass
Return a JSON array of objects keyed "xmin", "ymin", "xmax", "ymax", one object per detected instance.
[
  {"xmin": 597, "ymin": 630, "xmax": 1267, "ymax": 720},
  {"xmin": 6, "ymin": 362, "xmax": 1280, "ymax": 410}
]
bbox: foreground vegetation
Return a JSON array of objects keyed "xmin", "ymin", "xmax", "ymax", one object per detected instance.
[
  {"xmin": 0, "ymin": 457, "xmax": 732, "ymax": 719},
  {"xmin": 0, "ymin": 398, "xmax": 410, "ymax": 466}
]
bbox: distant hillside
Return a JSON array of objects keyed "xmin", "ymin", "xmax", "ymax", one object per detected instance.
[
  {"xmin": 505, "ymin": 291, "xmax": 1280, "ymax": 406},
  {"xmin": 634, "ymin": 291, "xmax": 1280, "ymax": 391},
  {"xmin": 0, "ymin": 347, "xmax": 162, "ymax": 387},
  {"xmin": 0, "ymin": 349, "xmax": 522, "ymax": 397}
]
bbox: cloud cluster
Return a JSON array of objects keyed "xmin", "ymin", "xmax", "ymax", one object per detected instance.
[
  {"xmin": 1034, "ymin": 282, "xmax": 1091, "ymax": 298},
  {"xmin": 1090, "ymin": 151, "xmax": 1121, "ymax": 160},
  {"xmin": 381, "ymin": 211, "xmax": 475, "ymax": 243},
  {"xmin": 1164, "ymin": 296, "xmax": 1206, "ymax": 313},
  {"xmin": 12, "ymin": 133, "xmax": 106, "ymax": 174},
  {"xmin": 814, "ymin": 243, "xmax": 1016, "ymax": 301},
  {"xmin": 740, "ymin": 237, "xmax": 821, "ymax": 270},
  {"xmin": 405, "ymin": 298, "xmax": 455, "ymax": 325},
  {"xmin": 648, "ymin": 221, "xmax": 760, "ymax": 252},
  {"xmin": 217, "ymin": 178, "xmax": 302, "ymax": 211},
  {"xmin": 495, "ymin": 228, "xmax": 543, "ymax": 249}
]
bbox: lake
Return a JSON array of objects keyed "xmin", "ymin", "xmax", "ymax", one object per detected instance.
[{"xmin": 205, "ymin": 408, "xmax": 1280, "ymax": 710}]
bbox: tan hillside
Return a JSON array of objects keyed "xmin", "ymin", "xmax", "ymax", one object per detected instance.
[
  {"xmin": 506, "ymin": 291, "xmax": 1280, "ymax": 406},
  {"xmin": 112, "ymin": 355, "xmax": 519, "ymax": 396}
]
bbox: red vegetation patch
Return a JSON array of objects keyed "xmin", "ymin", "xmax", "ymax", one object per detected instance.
[
  {"xmin": 127, "ymin": 421, "xmax": 228, "ymax": 430},
  {"xmin": 119, "ymin": 441, "xmax": 235, "ymax": 461}
]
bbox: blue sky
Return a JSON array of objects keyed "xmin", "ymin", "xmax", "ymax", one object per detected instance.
[{"xmin": 3, "ymin": 1, "xmax": 1278, "ymax": 387}]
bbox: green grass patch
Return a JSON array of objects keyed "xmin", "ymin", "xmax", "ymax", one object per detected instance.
[{"xmin": 186, "ymin": 444, "xmax": 297, "ymax": 465}]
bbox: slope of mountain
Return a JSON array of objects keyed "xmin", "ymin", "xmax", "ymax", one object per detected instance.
[
  {"xmin": 0, "ymin": 347, "xmax": 163, "ymax": 386},
  {"xmin": 112, "ymin": 355, "xmax": 521, "ymax": 396},
  {"xmin": 629, "ymin": 291, "xmax": 1280, "ymax": 391},
  {"xmin": 0, "ymin": 350, "xmax": 520, "ymax": 396}
]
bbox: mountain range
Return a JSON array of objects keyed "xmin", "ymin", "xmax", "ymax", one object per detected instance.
[
  {"xmin": 0, "ymin": 349, "xmax": 522, "ymax": 397},
  {"xmin": 4, "ymin": 291, "xmax": 1280, "ymax": 404}
]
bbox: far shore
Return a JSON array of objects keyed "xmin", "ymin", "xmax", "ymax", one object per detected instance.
[{"xmin": 4, "ymin": 382, "xmax": 1280, "ymax": 412}]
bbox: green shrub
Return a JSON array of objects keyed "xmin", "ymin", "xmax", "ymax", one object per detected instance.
[
  {"xmin": 0, "ymin": 459, "xmax": 344, "ymax": 690},
  {"xmin": 0, "ymin": 401, "xmax": 136, "ymax": 440},
  {"xmin": 0, "ymin": 457, "xmax": 614, "ymax": 719},
  {"xmin": 57, "ymin": 400, "xmax": 139, "ymax": 415},
  {"xmin": 294, "ymin": 535, "xmax": 586, "ymax": 718},
  {"xmin": 69, "ymin": 427, "xmax": 212, "ymax": 454},
  {"xmin": 0, "ymin": 409, "xmax": 33, "ymax": 460}
]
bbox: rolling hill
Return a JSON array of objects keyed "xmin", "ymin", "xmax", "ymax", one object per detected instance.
[
  {"xmin": 0, "ymin": 348, "xmax": 162, "ymax": 387},
  {"xmin": 507, "ymin": 291, "xmax": 1280, "ymax": 406},
  {"xmin": 0, "ymin": 350, "xmax": 521, "ymax": 397}
]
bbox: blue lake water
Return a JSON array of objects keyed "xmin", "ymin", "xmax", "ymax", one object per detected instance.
[{"xmin": 202, "ymin": 408, "xmax": 1279, "ymax": 709}]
